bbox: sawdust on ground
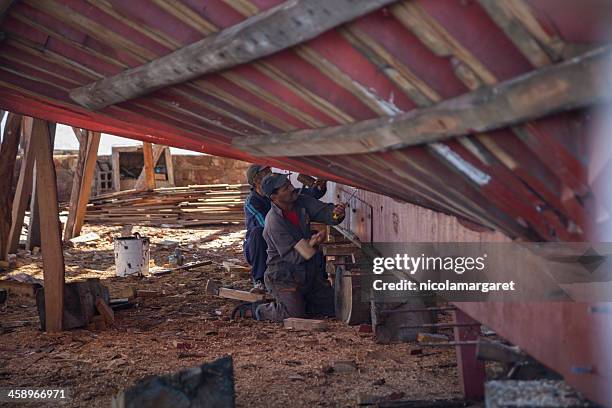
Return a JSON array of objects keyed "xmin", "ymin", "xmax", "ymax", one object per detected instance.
[{"xmin": 0, "ymin": 224, "xmax": 461, "ymax": 407}]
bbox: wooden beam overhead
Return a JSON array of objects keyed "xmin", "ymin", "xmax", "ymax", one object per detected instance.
[
  {"xmin": 233, "ymin": 45, "xmax": 612, "ymax": 157},
  {"xmin": 68, "ymin": 0, "xmax": 398, "ymax": 110}
]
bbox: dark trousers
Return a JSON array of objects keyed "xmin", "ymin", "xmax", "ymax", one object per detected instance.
[
  {"xmin": 256, "ymin": 272, "xmax": 335, "ymax": 322},
  {"xmin": 244, "ymin": 227, "xmax": 267, "ymax": 282},
  {"xmin": 245, "ymin": 228, "xmax": 327, "ymax": 283}
]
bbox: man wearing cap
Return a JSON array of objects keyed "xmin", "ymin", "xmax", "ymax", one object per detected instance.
[
  {"xmin": 244, "ymin": 165, "xmax": 329, "ymax": 293},
  {"xmin": 244, "ymin": 164, "xmax": 273, "ymax": 293},
  {"xmin": 254, "ymin": 173, "xmax": 345, "ymax": 322}
]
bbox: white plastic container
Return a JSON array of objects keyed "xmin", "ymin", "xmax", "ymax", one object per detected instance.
[{"xmin": 113, "ymin": 233, "xmax": 150, "ymax": 277}]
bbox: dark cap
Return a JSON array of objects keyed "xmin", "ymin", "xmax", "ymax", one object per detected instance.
[
  {"xmin": 261, "ymin": 173, "xmax": 289, "ymax": 197},
  {"xmin": 246, "ymin": 164, "xmax": 269, "ymax": 186}
]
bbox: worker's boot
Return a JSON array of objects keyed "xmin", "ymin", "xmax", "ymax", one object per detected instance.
[{"xmin": 250, "ymin": 280, "xmax": 266, "ymax": 294}]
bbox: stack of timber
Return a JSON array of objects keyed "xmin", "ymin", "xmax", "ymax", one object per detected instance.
[{"xmin": 81, "ymin": 184, "xmax": 249, "ymax": 227}]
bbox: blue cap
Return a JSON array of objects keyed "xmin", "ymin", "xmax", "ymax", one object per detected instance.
[
  {"xmin": 261, "ymin": 173, "xmax": 289, "ymax": 197},
  {"xmin": 246, "ymin": 164, "xmax": 269, "ymax": 186}
]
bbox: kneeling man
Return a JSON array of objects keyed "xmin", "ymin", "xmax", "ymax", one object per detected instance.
[{"xmin": 255, "ymin": 173, "xmax": 345, "ymax": 321}]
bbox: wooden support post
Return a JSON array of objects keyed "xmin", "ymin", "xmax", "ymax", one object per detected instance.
[
  {"xmin": 26, "ymin": 123, "xmax": 55, "ymax": 251},
  {"xmin": 63, "ymin": 128, "xmax": 88, "ymax": 241},
  {"xmin": 453, "ymin": 309, "xmax": 485, "ymax": 400},
  {"xmin": 6, "ymin": 117, "xmax": 35, "ymax": 254},
  {"xmin": 26, "ymin": 177, "xmax": 41, "ymax": 251},
  {"xmin": 111, "ymin": 148, "xmax": 121, "ymax": 192},
  {"xmin": 31, "ymin": 118, "xmax": 64, "ymax": 333},
  {"xmin": 0, "ymin": 113, "xmax": 22, "ymax": 260},
  {"xmin": 164, "ymin": 147, "xmax": 175, "ymax": 186},
  {"xmin": 141, "ymin": 142, "xmax": 156, "ymax": 191},
  {"xmin": 71, "ymin": 131, "xmax": 101, "ymax": 238},
  {"xmin": 134, "ymin": 144, "xmax": 165, "ymax": 190}
]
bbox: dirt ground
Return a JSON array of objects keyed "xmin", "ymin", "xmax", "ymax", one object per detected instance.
[{"xmin": 0, "ymin": 224, "xmax": 462, "ymax": 407}]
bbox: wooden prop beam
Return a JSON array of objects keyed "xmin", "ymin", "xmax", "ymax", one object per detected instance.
[
  {"xmin": 30, "ymin": 118, "xmax": 65, "ymax": 333},
  {"xmin": 233, "ymin": 45, "xmax": 612, "ymax": 157},
  {"xmin": 27, "ymin": 124, "xmax": 56, "ymax": 251},
  {"xmin": 64, "ymin": 129, "xmax": 92, "ymax": 241},
  {"xmin": 71, "ymin": 131, "xmax": 101, "ymax": 238},
  {"xmin": 453, "ymin": 310, "xmax": 485, "ymax": 399},
  {"xmin": 0, "ymin": 113, "xmax": 21, "ymax": 259},
  {"xmin": 140, "ymin": 142, "xmax": 156, "ymax": 191},
  {"xmin": 133, "ymin": 144, "xmax": 168, "ymax": 190},
  {"xmin": 69, "ymin": 0, "xmax": 397, "ymax": 110},
  {"xmin": 6, "ymin": 117, "xmax": 35, "ymax": 255}
]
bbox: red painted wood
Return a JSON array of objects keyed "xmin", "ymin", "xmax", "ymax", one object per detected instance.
[
  {"xmin": 527, "ymin": 0, "xmax": 612, "ymax": 43},
  {"xmin": 350, "ymin": 11, "xmax": 468, "ymax": 100},
  {"xmin": 418, "ymin": 0, "xmax": 535, "ymax": 77},
  {"xmin": 453, "ymin": 309, "xmax": 485, "ymax": 400},
  {"xmin": 306, "ymin": 29, "xmax": 418, "ymax": 112}
]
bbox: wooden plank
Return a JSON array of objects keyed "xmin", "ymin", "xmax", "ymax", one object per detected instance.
[
  {"xmin": 68, "ymin": 0, "xmax": 398, "ymax": 110},
  {"xmin": 31, "ymin": 118, "xmax": 64, "ymax": 333},
  {"xmin": 453, "ymin": 310, "xmax": 485, "ymax": 400},
  {"xmin": 233, "ymin": 45, "xmax": 612, "ymax": 156},
  {"xmin": 6, "ymin": 117, "xmax": 35, "ymax": 255},
  {"xmin": 26, "ymin": 178, "xmax": 40, "ymax": 251},
  {"xmin": 477, "ymin": 0, "xmax": 554, "ymax": 68},
  {"xmin": 26, "ymin": 121, "xmax": 56, "ymax": 251},
  {"xmin": 134, "ymin": 144, "xmax": 165, "ymax": 190},
  {"xmin": 111, "ymin": 148, "xmax": 121, "ymax": 192},
  {"xmin": 63, "ymin": 129, "xmax": 89, "ymax": 241},
  {"xmin": 164, "ymin": 147, "xmax": 175, "ymax": 186},
  {"xmin": 71, "ymin": 131, "xmax": 101, "ymax": 237},
  {"xmin": 141, "ymin": 142, "xmax": 156, "ymax": 191},
  {"xmin": 95, "ymin": 298, "xmax": 115, "ymax": 324},
  {"xmin": 218, "ymin": 288, "xmax": 264, "ymax": 302},
  {"xmin": 283, "ymin": 317, "xmax": 328, "ymax": 331},
  {"xmin": 0, "ymin": 279, "xmax": 38, "ymax": 297},
  {"xmin": 0, "ymin": 113, "xmax": 21, "ymax": 260}
]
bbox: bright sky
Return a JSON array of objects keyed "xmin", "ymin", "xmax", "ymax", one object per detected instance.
[{"xmin": 0, "ymin": 114, "xmax": 202, "ymax": 155}]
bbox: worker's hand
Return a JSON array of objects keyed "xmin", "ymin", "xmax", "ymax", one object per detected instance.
[
  {"xmin": 314, "ymin": 179, "xmax": 327, "ymax": 189},
  {"xmin": 332, "ymin": 203, "xmax": 346, "ymax": 218},
  {"xmin": 309, "ymin": 231, "xmax": 325, "ymax": 247}
]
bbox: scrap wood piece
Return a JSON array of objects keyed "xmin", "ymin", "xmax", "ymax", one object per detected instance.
[
  {"xmin": 68, "ymin": 232, "xmax": 100, "ymax": 244},
  {"xmin": 150, "ymin": 259, "xmax": 213, "ymax": 276},
  {"xmin": 0, "ymin": 279, "xmax": 40, "ymax": 297},
  {"xmin": 322, "ymin": 245, "xmax": 361, "ymax": 257},
  {"xmin": 476, "ymin": 338, "xmax": 526, "ymax": 364},
  {"xmin": 205, "ymin": 279, "xmax": 265, "ymax": 302},
  {"xmin": 135, "ymin": 289, "xmax": 159, "ymax": 298},
  {"xmin": 222, "ymin": 261, "xmax": 251, "ymax": 278},
  {"xmin": 283, "ymin": 317, "xmax": 328, "ymax": 331},
  {"xmin": 95, "ymin": 298, "xmax": 115, "ymax": 325},
  {"xmin": 218, "ymin": 288, "xmax": 265, "ymax": 302},
  {"xmin": 90, "ymin": 315, "xmax": 107, "ymax": 331}
]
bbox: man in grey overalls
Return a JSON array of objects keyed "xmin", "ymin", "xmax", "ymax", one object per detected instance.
[{"xmin": 255, "ymin": 173, "xmax": 346, "ymax": 322}]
